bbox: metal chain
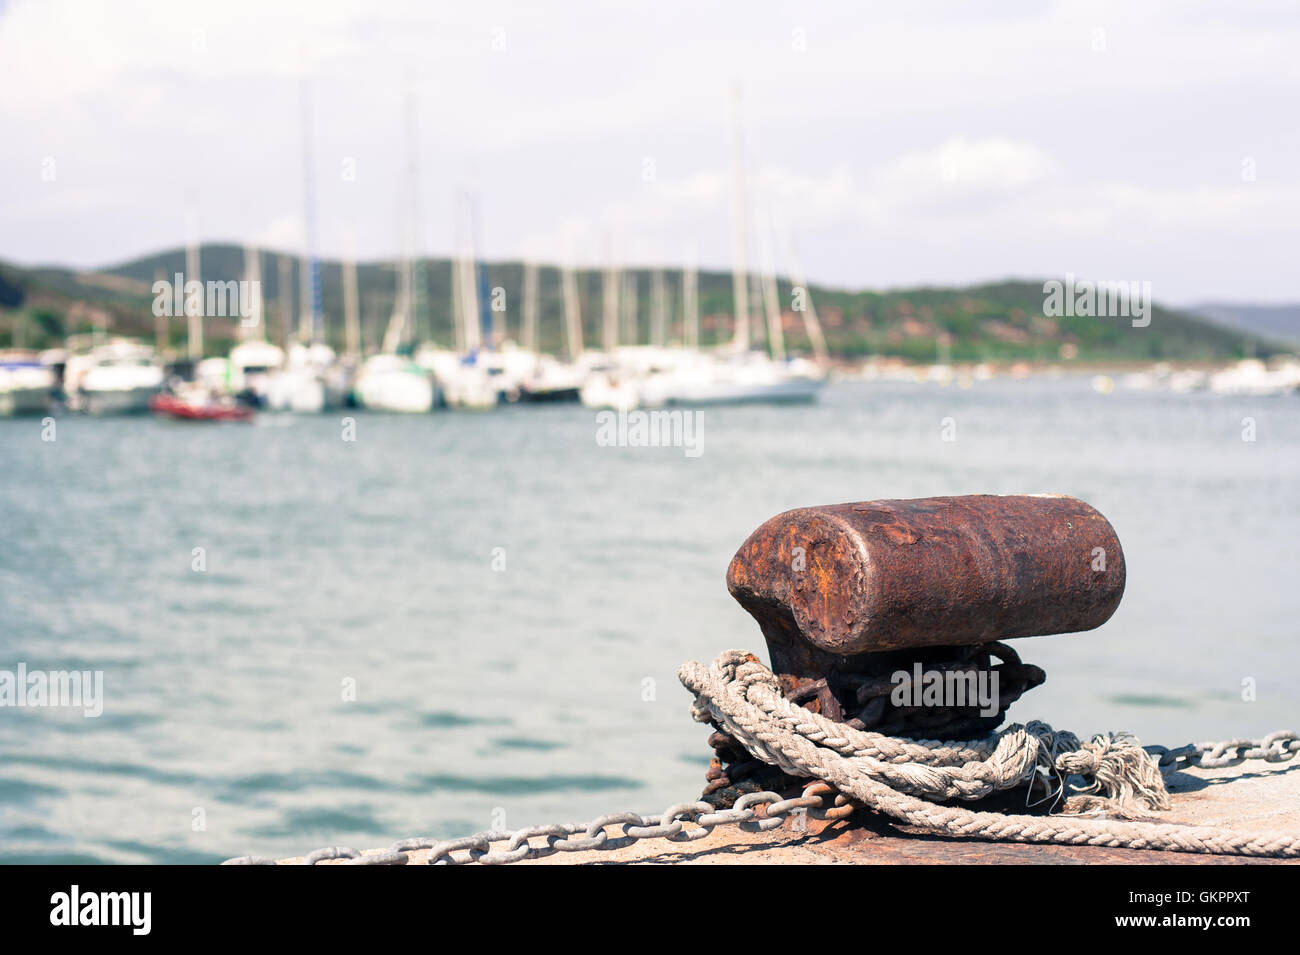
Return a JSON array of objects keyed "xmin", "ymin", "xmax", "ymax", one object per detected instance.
[
  {"xmin": 1145, "ymin": 730, "xmax": 1299, "ymax": 773},
  {"xmin": 224, "ymin": 731, "xmax": 1298, "ymax": 866},
  {"xmin": 222, "ymin": 781, "xmax": 854, "ymax": 866}
]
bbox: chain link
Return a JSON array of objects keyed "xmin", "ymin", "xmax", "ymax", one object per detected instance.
[{"xmin": 1145, "ymin": 730, "xmax": 1299, "ymax": 773}]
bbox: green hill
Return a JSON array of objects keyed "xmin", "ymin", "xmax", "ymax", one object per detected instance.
[{"xmin": 0, "ymin": 246, "xmax": 1280, "ymax": 363}]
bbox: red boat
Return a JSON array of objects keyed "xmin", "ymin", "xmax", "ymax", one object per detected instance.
[{"xmin": 149, "ymin": 393, "xmax": 255, "ymax": 422}]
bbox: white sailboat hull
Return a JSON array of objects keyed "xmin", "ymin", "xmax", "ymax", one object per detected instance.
[
  {"xmin": 81, "ymin": 385, "xmax": 160, "ymax": 415},
  {"xmin": 580, "ymin": 375, "xmax": 641, "ymax": 411},
  {"xmin": 638, "ymin": 354, "xmax": 826, "ymax": 407},
  {"xmin": 0, "ymin": 361, "xmax": 53, "ymax": 415},
  {"xmin": 1208, "ymin": 360, "xmax": 1300, "ymax": 397},
  {"xmin": 355, "ymin": 363, "xmax": 435, "ymax": 413},
  {"xmin": 80, "ymin": 366, "xmax": 164, "ymax": 413},
  {"xmin": 265, "ymin": 370, "xmax": 327, "ymax": 413},
  {"xmin": 655, "ymin": 376, "xmax": 824, "ymax": 406},
  {"xmin": 438, "ymin": 365, "xmax": 500, "ymax": 410},
  {"xmin": 0, "ymin": 384, "xmax": 51, "ymax": 416}
]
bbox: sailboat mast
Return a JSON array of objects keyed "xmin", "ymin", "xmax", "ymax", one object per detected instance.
[
  {"xmin": 651, "ymin": 270, "xmax": 667, "ymax": 348},
  {"xmin": 756, "ymin": 207, "xmax": 785, "ymax": 361},
  {"xmin": 458, "ymin": 194, "xmax": 481, "ymax": 352},
  {"xmin": 728, "ymin": 82, "xmax": 751, "ymax": 352},
  {"xmin": 154, "ymin": 267, "xmax": 168, "ymax": 353},
  {"xmin": 299, "ymin": 75, "xmax": 322, "ymax": 345},
  {"xmin": 471, "ymin": 196, "xmax": 493, "ymax": 350},
  {"xmin": 683, "ymin": 244, "xmax": 699, "ymax": 350},
  {"xmin": 782, "ymin": 233, "xmax": 830, "ymax": 365},
  {"xmin": 622, "ymin": 272, "xmax": 637, "ymax": 345},
  {"xmin": 404, "ymin": 78, "xmax": 423, "ymax": 346},
  {"xmin": 450, "ymin": 256, "xmax": 465, "ymax": 352},
  {"xmin": 748, "ymin": 271, "xmax": 766, "ymax": 349},
  {"xmin": 242, "ymin": 245, "xmax": 264, "ymax": 341},
  {"xmin": 602, "ymin": 238, "xmax": 619, "ymax": 352},
  {"xmin": 342, "ymin": 253, "xmax": 360, "ymax": 358},
  {"xmin": 522, "ymin": 261, "xmax": 539, "ymax": 353},
  {"xmin": 381, "ymin": 256, "xmax": 407, "ymax": 355},
  {"xmin": 561, "ymin": 264, "xmax": 583, "ymax": 361},
  {"xmin": 602, "ymin": 269, "xmax": 619, "ymax": 353},
  {"xmin": 401, "ymin": 250, "xmax": 414, "ymax": 348},
  {"xmin": 297, "ymin": 254, "xmax": 311, "ymax": 344},
  {"xmin": 277, "ymin": 253, "xmax": 293, "ymax": 351},
  {"xmin": 185, "ymin": 210, "xmax": 202, "ymax": 360}
]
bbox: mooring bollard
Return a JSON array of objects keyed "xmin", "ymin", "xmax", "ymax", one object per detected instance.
[{"xmin": 723, "ymin": 493, "xmax": 1125, "ymax": 734}]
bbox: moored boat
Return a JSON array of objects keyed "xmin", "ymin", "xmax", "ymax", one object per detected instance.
[
  {"xmin": 1208, "ymin": 359, "xmax": 1300, "ymax": 397},
  {"xmin": 149, "ymin": 390, "xmax": 254, "ymax": 422},
  {"xmin": 66, "ymin": 339, "xmax": 164, "ymax": 414},
  {"xmin": 0, "ymin": 349, "xmax": 55, "ymax": 416},
  {"xmin": 516, "ymin": 353, "xmax": 586, "ymax": 403},
  {"xmin": 639, "ymin": 350, "xmax": 825, "ymax": 407},
  {"xmin": 353, "ymin": 353, "xmax": 436, "ymax": 413}
]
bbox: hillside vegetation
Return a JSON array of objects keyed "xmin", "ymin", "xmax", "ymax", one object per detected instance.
[{"xmin": 0, "ymin": 245, "xmax": 1278, "ymax": 363}]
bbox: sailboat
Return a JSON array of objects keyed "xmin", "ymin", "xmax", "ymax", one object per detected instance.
[
  {"xmin": 354, "ymin": 352, "xmax": 436, "ymax": 412},
  {"xmin": 325, "ymin": 244, "xmax": 364, "ymax": 407},
  {"xmin": 518, "ymin": 354, "xmax": 586, "ymax": 402},
  {"xmin": 226, "ymin": 246, "xmax": 286, "ymax": 406},
  {"xmin": 262, "ymin": 249, "xmax": 330, "ymax": 413},
  {"xmin": 1209, "ymin": 358, "xmax": 1300, "ymax": 396},
  {"xmin": 578, "ymin": 256, "xmax": 640, "ymax": 410},
  {"xmin": 357, "ymin": 81, "xmax": 438, "ymax": 414},
  {"xmin": 647, "ymin": 84, "xmax": 824, "ymax": 406},
  {"xmin": 502, "ymin": 261, "xmax": 576, "ymax": 403},
  {"xmin": 259, "ymin": 79, "xmax": 339, "ymax": 412},
  {"xmin": 435, "ymin": 194, "xmax": 504, "ymax": 410},
  {"xmin": 264, "ymin": 349, "xmax": 328, "ymax": 412},
  {"xmin": 638, "ymin": 348, "xmax": 824, "ymax": 407},
  {"xmin": 585, "ymin": 87, "xmax": 827, "ymax": 409},
  {"xmin": 515, "ymin": 261, "xmax": 591, "ymax": 402},
  {"xmin": 250, "ymin": 251, "xmax": 327, "ymax": 413},
  {"xmin": 354, "ymin": 256, "xmax": 437, "ymax": 413}
]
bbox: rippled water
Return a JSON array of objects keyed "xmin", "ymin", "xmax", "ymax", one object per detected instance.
[{"xmin": 1, "ymin": 377, "xmax": 1297, "ymax": 863}]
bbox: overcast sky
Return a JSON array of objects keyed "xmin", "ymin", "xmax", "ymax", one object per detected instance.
[{"xmin": 2, "ymin": 0, "xmax": 1297, "ymax": 304}]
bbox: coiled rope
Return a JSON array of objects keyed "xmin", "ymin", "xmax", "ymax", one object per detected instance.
[{"xmin": 679, "ymin": 650, "xmax": 1300, "ymax": 858}]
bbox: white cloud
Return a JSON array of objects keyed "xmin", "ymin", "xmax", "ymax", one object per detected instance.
[
  {"xmin": 880, "ymin": 138, "xmax": 1060, "ymax": 200},
  {"xmin": 252, "ymin": 213, "xmax": 306, "ymax": 252}
]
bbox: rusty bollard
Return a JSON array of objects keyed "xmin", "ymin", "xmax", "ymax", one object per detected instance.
[
  {"xmin": 702, "ymin": 494, "xmax": 1126, "ymax": 805},
  {"xmin": 733, "ymin": 494, "xmax": 1122, "ymax": 726}
]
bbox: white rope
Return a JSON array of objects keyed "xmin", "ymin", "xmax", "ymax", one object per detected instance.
[{"xmin": 679, "ymin": 650, "xmax": 1300, "ymax": 858}]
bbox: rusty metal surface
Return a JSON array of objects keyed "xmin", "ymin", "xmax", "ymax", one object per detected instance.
[
  {"xmin": 726, "ymin": 494, "xmax": 1126, "ymax": 658},
  {"xmin": 701, "ymin": 494, "xmax": 1124, "ymax": 801}
]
